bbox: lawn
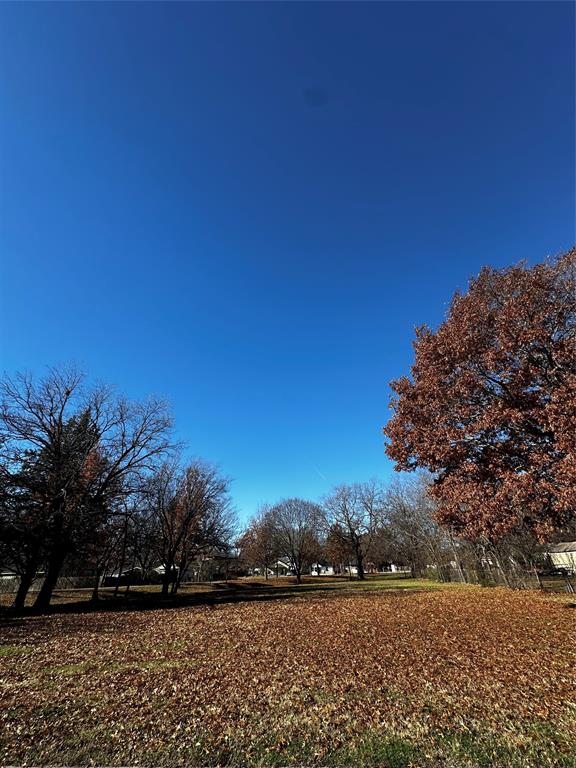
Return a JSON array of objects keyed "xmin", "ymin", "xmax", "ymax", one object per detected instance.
[
  {"xmin": 0, "ymin": 573, "xmax": 452, "ymax": 611},
  {"xmin": 0, "ymin": 583, "xmax": 574, "ymax": 767}
]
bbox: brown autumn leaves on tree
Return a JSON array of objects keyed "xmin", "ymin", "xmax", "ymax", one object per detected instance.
[
  {"xmin": 385, "ymin": 248, "xmax": 576, "ymax": 543},
  {"xmin": 236, "ymin": 506, "xmax": 280, "ymax": 579}
]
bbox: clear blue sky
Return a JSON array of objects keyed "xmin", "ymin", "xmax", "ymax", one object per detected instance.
[{"xmin": 0, "ymin": 2, "xmax": 574, "ymax": 522}]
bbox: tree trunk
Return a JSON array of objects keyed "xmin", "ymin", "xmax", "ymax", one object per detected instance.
[
  {"xmin": 411, "ymin": 560, "xmax": 424, "ymax": 579},
  {"xmin": 91, "ymin": 566, "xmax": 104, "ymax": 602},
  {"xmin": 114, "ymin": 512, "xmax": 129, "ymax": 598},
  {"xmin": 13, "ymin": 561, "xmax": 38, "ymax": 610},
  {"xmin": 356, "ymin": 551, "xmax": 365, "ymax": 581},
  {"xmin": 125, "ymin": 551, "xmax": 138, "ymax": 597},
  {"xmin": 33, "ymin": 544, "xmax": 67, "ymax": 611},
  {"xmin": 172, "ymin": 565, "xmax": 184, "ymax": 594},
  {"xmin": 449, "ymin": 533, "xmax": 466, "ymax": 583},
  {"xmin": 161, "ymin": 559, "xmax": 173, "ymax": 596},
  {"xmin": 489, "ymin": 546, "xmax": 511, "ymax": 588}
]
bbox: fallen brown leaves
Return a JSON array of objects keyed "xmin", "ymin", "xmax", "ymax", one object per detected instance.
[{"xmin": 0, "ymin": 587, "xmax": 575, "ymax": 766}]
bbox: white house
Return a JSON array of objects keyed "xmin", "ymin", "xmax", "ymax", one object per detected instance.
[
  {"xmin": 390, "ymin": 563, "xmax": 411, "ymax": 574},
  {"xmin": 310, "ymin": 562, "xmax": 410, "ymax": 577},
  {"xmin": 544, "ymin": 542, "xmax": 576, "ymax": 574},
  {"xmin": 310, "ymin": 563, "xmax": 335, "ymax": 576},
  {"xmin": 274, "ymin": 560, "xmax": 292, "ymax": 576}
]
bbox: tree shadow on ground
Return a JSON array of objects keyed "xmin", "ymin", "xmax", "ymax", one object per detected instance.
[{"xmin": 0, "ymin": 578, "xmax": 387, "ymax": 621}]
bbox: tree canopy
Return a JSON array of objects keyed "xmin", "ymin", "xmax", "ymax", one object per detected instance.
[{"xmin": 384, "ymin": 249, "xmax": 576, "ymax": 542}]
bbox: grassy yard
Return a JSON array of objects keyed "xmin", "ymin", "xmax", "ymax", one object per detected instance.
[
  {"xmin": 0, "ymin": 573, "xmax": 453, "ymax": 611},
  {"xmin": 1, "ymin": 581, "xmax": 574, "ymax": 767}
]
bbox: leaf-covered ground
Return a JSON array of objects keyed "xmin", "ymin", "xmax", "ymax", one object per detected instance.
[{"xmin": 1, "ymin": 586, "xmax": 575, "ymax": 767}]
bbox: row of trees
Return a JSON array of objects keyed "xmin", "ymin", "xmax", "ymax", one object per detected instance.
[
  {"xmin": 0, "ymin": 366, "xmax": 461, "ymax": 609},
  {"xmin": 237, "ymin": 476, "xmax": 465, "ymax": 583},
  {"xmin": 0, "ymin": 368, "xmax": 236, "ymax": 609},
  {"xmin": 237, "ymin": 478, "xmax": 574, "ymax": 590}
]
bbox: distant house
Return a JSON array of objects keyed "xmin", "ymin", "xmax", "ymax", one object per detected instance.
[
  {"xmin": 103, "ymin": 565, "xmax": 164, "ymax": 587},
  {"xmin": 250, "ymin": 561, "xmax": 292, "ymax": 577},
  {"xmin": 310, "ymin": 562, "xmax": 410, "ymax": 577},
  {"xmin": 544, "ymin": 542, "xmax": 576, "ymax": 574},
  {"xmin": 250, "ymin": 566, "xmax": 273, "ymax": 577},
  {"xmin": 390, "ymin": 563, "xmax": 411, "ymax": 574},
  {"xmin": 274, "ymin": 560, "xmax": 292, "ymax": 577},
  {"xmin": 181, "ymin": 547, "xmax": 241, "ymax": 582},
  {"xmin": 310, "ymin": 563, "xmax": 334, "ymax": 576}
]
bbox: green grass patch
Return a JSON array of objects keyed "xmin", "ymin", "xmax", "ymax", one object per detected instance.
[
  {"xmin": 47, "ymin": 661, "xmax": 92, "ymax": 676},
  {"xmin": 432, "ymin": 724, "xmax": 576, "ymax": 768},
  {"xmin": 0, "ymin": 644, "xmax": 30, "ymax": 657},
  {"xmin": 326, "ymin": 733, "xmax": 418, "ymax": 768}
]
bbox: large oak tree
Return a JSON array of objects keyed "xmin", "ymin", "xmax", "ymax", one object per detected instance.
[{"xmin": 384, "ymin": 249, "xmax": 576, "ymax": 542}]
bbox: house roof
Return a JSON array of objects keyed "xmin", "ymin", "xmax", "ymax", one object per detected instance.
[{"xmin": 545, "ymin": 541, "xmax": 576, "ymax": 554}]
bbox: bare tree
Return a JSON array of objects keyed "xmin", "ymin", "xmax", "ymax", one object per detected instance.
[
  {"xmin": 172, "ymin": 461, "xmax": 236, "ymax": 593},
  {"xmin": 144, "ymin": 459, "xmax": 235, "ymax": 596},
  {"xmin": 269, "ymin": 498, "xmax": 322, "ymax": 583},
  {"xmin": 322, "ymin": 480, "xmax": 384, "ymax": 580},
  {"xmin": 385, "ymin": 474, "xmax": 451, "ymax": 579}
]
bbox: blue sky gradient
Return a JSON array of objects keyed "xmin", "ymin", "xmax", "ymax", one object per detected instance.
[{"xmin": 0, "ymin": 1, "xmax": 574, "ymax": 520}]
